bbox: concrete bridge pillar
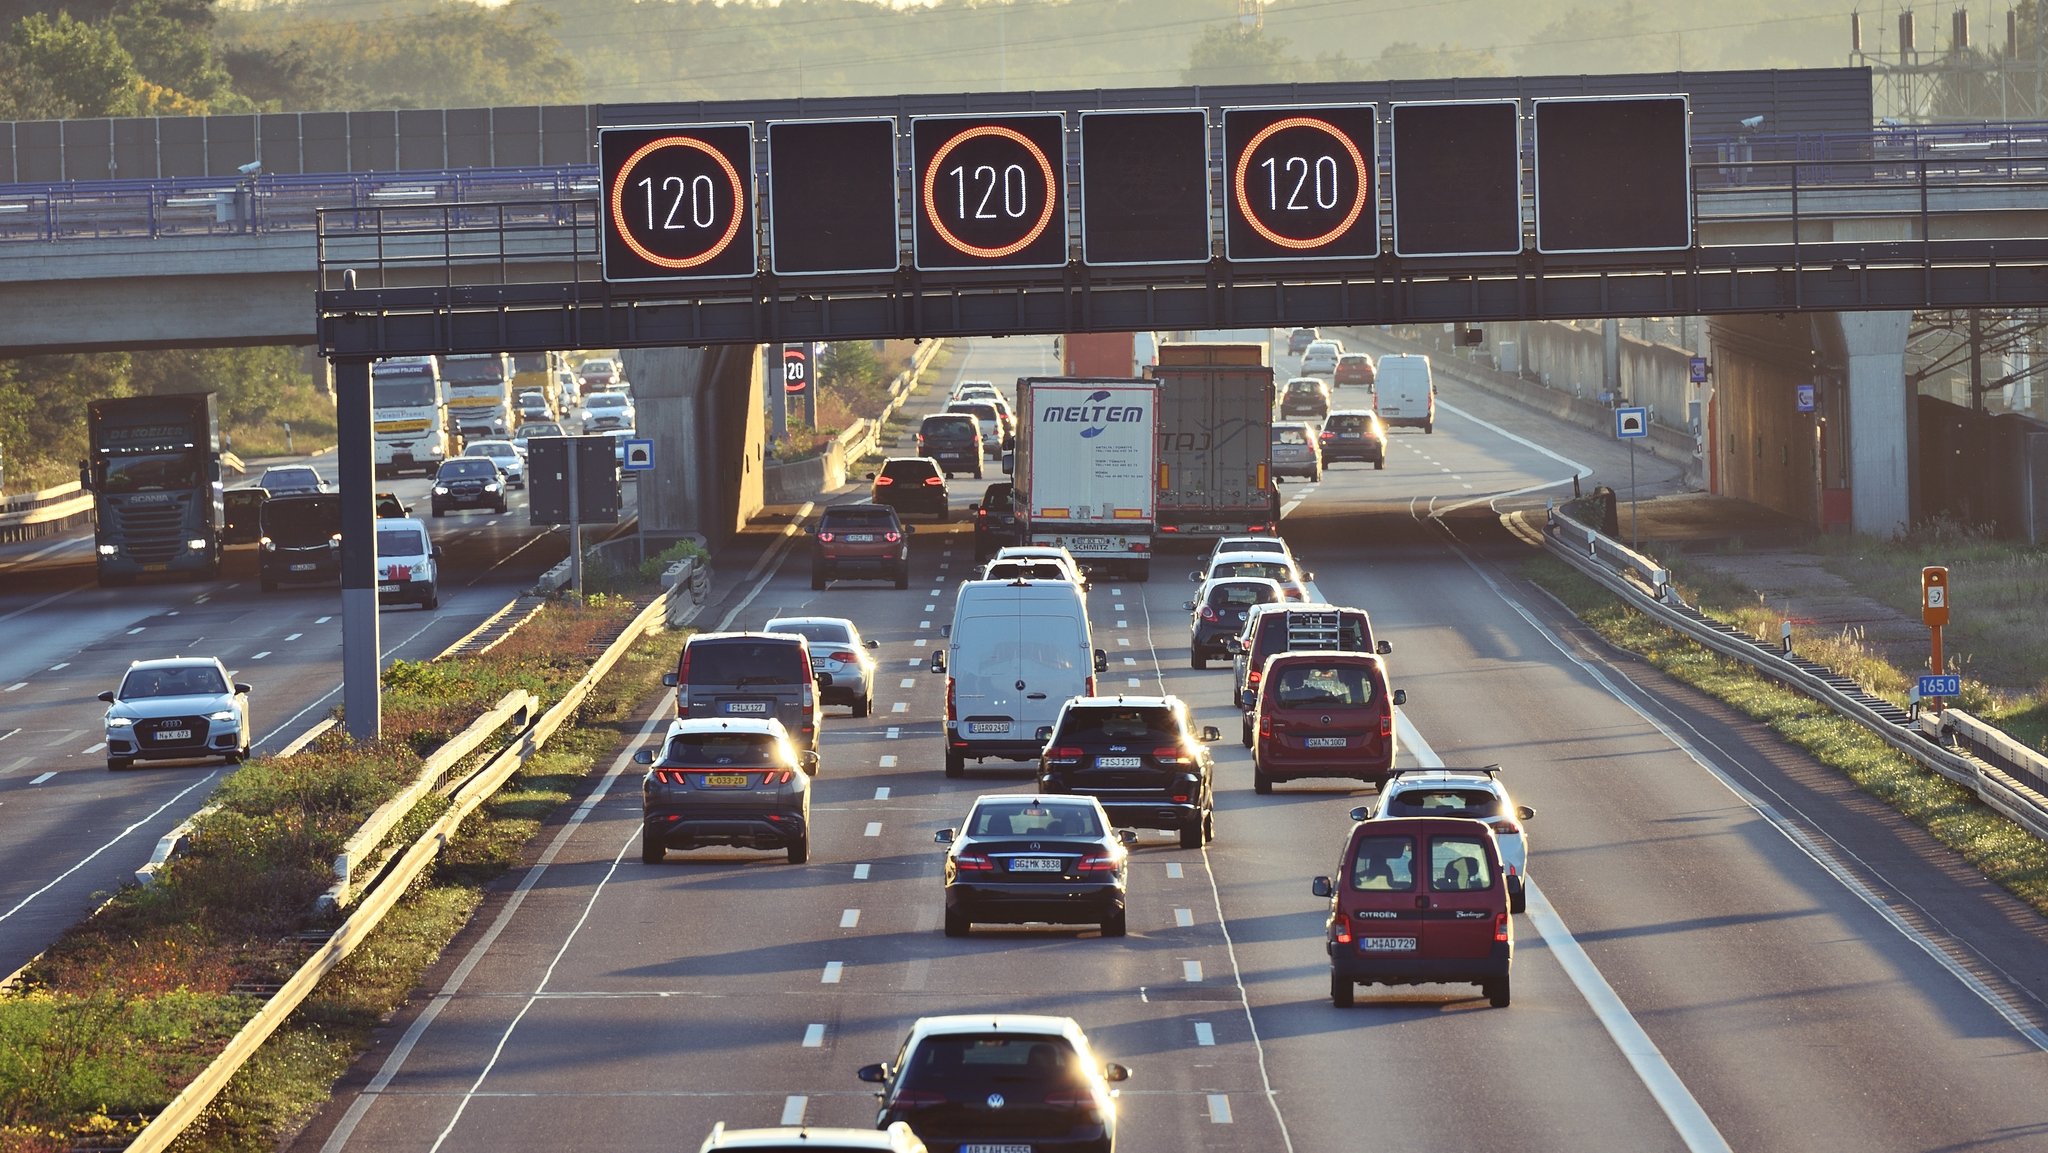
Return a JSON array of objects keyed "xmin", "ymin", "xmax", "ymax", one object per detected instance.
[
  {"xmin": 621, "ymin": 345, "xmax": 766, "ymax": 549},
  {"xmin": 1837, "ymin": 311, "xmax": 1913, "ymax": 537}
]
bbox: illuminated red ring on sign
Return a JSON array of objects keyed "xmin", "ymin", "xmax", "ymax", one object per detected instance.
[
  {"xmin": 608, "ymin": 135, "xmax": 746, "ymax": 270},
  {"xmin": 1231, "ymin": 116, "xmax": 1371, "ymax": 250},
  {"xmin": 920, "ymin": 125, "xmax": 1059, "ymax": 260}
]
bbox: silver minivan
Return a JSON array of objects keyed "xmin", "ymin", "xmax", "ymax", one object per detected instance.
[{"xmin": 930, "ymin": 579, "xmax": 1107, "ymax": 777}]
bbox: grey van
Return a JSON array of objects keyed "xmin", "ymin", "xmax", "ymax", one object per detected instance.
[
  {"xmin": 663, "ymin": 632, "xmax": 826, "ymax": 752},
  {"xmin": 930, "ymin": 580, "xmax": 1107, "ymax": 777}
]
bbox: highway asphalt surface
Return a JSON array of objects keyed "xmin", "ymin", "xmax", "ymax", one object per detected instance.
[
  {"xmin": 280, "ymin": 336, "xmax": 2048, "ymax": 1153},
  {"xmin": 0, "ymin": 461, "xmax": 593, "ymax": 977}
]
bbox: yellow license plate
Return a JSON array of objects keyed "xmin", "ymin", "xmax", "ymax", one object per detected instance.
[{"xmin": 704, "ymin": 773, "xmax": 749, "ymax": 788}]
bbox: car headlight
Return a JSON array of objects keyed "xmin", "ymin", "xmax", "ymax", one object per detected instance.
[
  {"xmin": 97, "ymin": 544, "xmax": 119, "ymax": 556},
  {"xmin": 187, "ymin": 538, "xmax": 209, "ymax": 550},
  {"xmin": 329, "ymin": 533, "xmax": 343, "ymax": 548},
  {"xmin": 483, "ymin": 483, "xmax": 501, "ymax": 493},
  {"xmin": 106, "ymin": 716, "xmax": 134, "ymax": 728},
  {"xmin": 208, "ymin": 709, "xmax": 238, "ymax": 723},
  {"xmin": 260, "ymin": 538, "xmax": 276, "ymax": 551},
  {"xmin": 433, "ymin": 485, "xmax": 450, "ymax": 495}
]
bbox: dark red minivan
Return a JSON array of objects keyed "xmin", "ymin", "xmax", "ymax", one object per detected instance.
[
  {"xmin": 1250, "ymin": 651, "xmax": 1404, "ymax": 793},
  {"xmin": 1312, "ymin": 815, "xmax": 1513, "ymax": 1008}
]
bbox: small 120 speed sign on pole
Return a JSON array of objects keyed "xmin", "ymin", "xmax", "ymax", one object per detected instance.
[{"xmin": 600, "ymin": 123, "xmax": 757, "ymax": 282}]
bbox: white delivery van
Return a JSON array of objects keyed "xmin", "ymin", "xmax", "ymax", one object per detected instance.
[
  {"xmin": 374, "ymin": 517, "xmax": 440, "ymax": 610},
  {"xmin": 930, "ymin": 579, "xmax": 1107, "ymax": 778},
  {"xmin": 1374, "ymin": 353, "xmax": 1436, "ymax": 433}
]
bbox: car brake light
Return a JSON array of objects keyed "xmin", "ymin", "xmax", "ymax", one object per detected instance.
[
  {"xmin": 1084, "ymin": 675, "xmax": 1095, "ymax": 695},
  {"xmin": 891, "ymin": 1089, "xmax": 948, "ymax": 1108},
  {"xmin": 945, "ymin": 676, "xmax": 956, "ymax": 721},
  {"xmin": 654, "ymin": 769, "xmax": 687, "ymax": 784},
  {"xmin": 1153, "ymin": 746, "xmax": 1188, "ymax": 765},
  {"xmin": 924, "ymin": 476, "xmax": 944, "ymax": 486},
  {"xmin": 975, "ymin": 509, "xmax": 988, "ymax": 521},
  {"xmin": 816, "ymin": 531, "xmax": 835, "ymax": 543},
  {"xmin": 1160, "ymin": 525, "xmax": 1180, "ymax": 533},
  {"xmin": 1053, "ymin": 746, "xmax": 1084, "ymax": 759},
  {"xmin": 875, "ymin": 475, "xmax": 894, "ymax": 485},
  {"xmin": 1247, "ymin": 670, "xmax": 1262, "ymax": 687},
  {"xmin": 1079, "ymin": 852, "xmax": 1118, "ymax": 872},
  {"xmin": 1332, "ymin": 911, "xmax": 1352, "ymax": 944},
  {"xmin": 761, "ymin": 770, "xmax": 793, "ymax": 784},
  {"xmin": 1200, "ymin": 606, "xmax": 1218, "ymax": 622},
  {"xmin": 1495, "ymin": 912, "xmax": 1510, "ymax": 943},
  {"xmin": 1320, "ymin": 431, "xmax": 1335, "ymax": 440},
  {"xmin": 1259, "ymin": 713, "xmax": 1272, "ymax": 738},
  {"xmin": 1492, "ymin": 819, "xmax": 1522, "ymax": 836},
  {"xmin": 824, "ymin": 650, "xmax": 854, "ymax": 663},
  {"xmin": 884, "ymin": 531, "xmax": 901, "ymax": 543},
  {"xmin": 953, "ymin": 854, "xmax": 994, "ymax": 872},
  {"xmin": 1381, "ymin": 714, "xmax": 1393, "ymax": 738}
]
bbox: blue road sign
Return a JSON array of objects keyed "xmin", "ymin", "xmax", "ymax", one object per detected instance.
[
  {"xmin": 1615, "ymin": 406, "xmax": 1649, "ymax": 439},
  {"xmin": 623, "ymin": 438, "xmax": 654, "ymax": 471},
  {"xmin": 1689, "ymin": 356, "xmax": 1708, "ymax": 383},
  {"xmin": 1917, "ymin": 675, "xmax": 1961, "ymax": 698},
  {"xmin": 1796, "ymin": 383, "xmax": 1817, "ymax": 413}
]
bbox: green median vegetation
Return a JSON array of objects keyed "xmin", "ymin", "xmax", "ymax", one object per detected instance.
[
  {"xmin": 1522, "ymin": 554, "xmax": 2048, "ymax": 919},
  {"xmin": 0, "ymin": 595, "xmax": 681, "ymax": 1153}
]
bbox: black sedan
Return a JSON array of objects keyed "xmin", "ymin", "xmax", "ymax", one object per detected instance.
[
  {"xmin": 970, "ymin": 480, "xmax": 1021, "ymax": 561},
  {"xmin": 937, "ymin": 795, "xmax": 1134, "ymax": 937}
]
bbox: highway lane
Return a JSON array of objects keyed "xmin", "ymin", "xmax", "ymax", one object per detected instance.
[
  {"xmin": 289, "ymin": 337, "xmax": 2048, "ymax": 1153},
  {"xmin": 0, "ymin": 462, "xmax": 586, "ymax": 977}
]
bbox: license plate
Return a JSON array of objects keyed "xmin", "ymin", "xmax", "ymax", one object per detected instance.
[
  {"xmin": 703, "ymin": 773, "xmax": 749, "ymax": 788},
  {"xmin": 1305, "ymin": 736, "xmax": 1348, "ymax": 748},
  {"xmin": 1095, "ymin": 756, "xmax": 1141, "ymax": 768},
  {"xmin": 1062, "ymin": 536, "xmax": 1114, "ymax": 553},
  {"xmin": 143, "ymin": 564, "xmax": 167, "ymax": 572},
  {"xmin": 1340, "ymin": 432, "xmax": 1361, "ymax": 438},
  {"xmin": 1361, "ymin": 937, "xmax": 1417, "ymax": 951},
  {"xmin": 845, "ymin": 534, "xmax": 875, "ymax": 542},
  {"xmin": 967, "ymin": 721, "xmax": 1010, "ymax": 734},
  {"xmin": 154, "ymin": 729, "xmax": 192, "ymax": 741},
  {"xmin": 962, "ymin": 1146, "xmax": 1032, "ymax": 1153},
  {"xmin": 1008, "ymin": 858, "xmax": 1062, "ymax": 872},
  {"xmin": 379, "ymin": 582, "xmax": 400, "ymax": 592},
  {"xmin": 723, "ymin": 702, "xmax": 769, "ymax": 714},
  {"xmin": 290, "ymin": 563, "xmax": 317, "ymax": 572}
]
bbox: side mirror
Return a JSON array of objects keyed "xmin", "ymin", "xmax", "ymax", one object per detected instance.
[
  {"xmin": 1348, "ymin": 805, "xmax": 1370, "ymax": 822},
  {"xmin": 968, "ymin": 504, "xmax": 981, "ymax": 515},
  {"xmin": 929, "ymin": 651, "xmax": 947, "ymax": 673},
  {"xmin": 1518, "ymin": 805, "xmax": 1536, "ymax": 821},
  {"xmin": 432, "ymin": 546, "xmax": 443, "ymax": 560},
  {"xmin": 78, "ymin": 461, "xmax": 93, "ymax": 490},
  {"xmin": 1182, "ymin": 601, "xmax": 1196, "ymax": 611},
  {"xmin": 1093, "ymin": 650, "xmax": 1108, "ymax": 674},
  {"xmin": 1104, "ymin": 1062, "xmax": 1130, "ymax": 1083},
  {"xmin": 864, "ymin": 639, "xmax": 880, "ymax": 650},
  {"xmin": 939, "ymin": 624, "xmax": 951, "ymax": 638},
  {"xmin": 902, "ymin": 524, "xmax": 915, "ymax": 535},
  {"xmin": 1302, "ymin": 570, "xmax": 1316, "ymax": 581},
  {"xmin": 1199, "ymin": 725, "xmax": 1220, "ymax": 743},
  {"xmin": 1392, "ymin": 688, "xmax": 1407, "ymax": 706},
  {"xmin": 97, "ymin": 690, "xmax": 115, "ymax": 703},
  {"xmin": 234, "ymin": 683, "xmax": 251, "ymax": 695},
  {"xmin": 1311, "ymin": 876, "xmax": 1334, "ymax": 898},
  {"xmin": 815, "ymin": 672, "xmax": 834, "ymax": 689},
  {"xmin": 1117, "ymin": 829, "xmax": 1139, "ymax": 846},
  {"xmin": 864, "ymin": 472, "xmax": 877, "ymax": 481},
  {"xmin": 1188, "ymin": 571, "xmax": 1202, "ymax": 582},
  {"xmin": 800, "ymin": 751, "xmax": 821, "ymax": 775},
  {"xmin": 1035, "ymin": 725, "xmax": 1054, "ymax": 742},
  {"xmin": 661, "ymin": 672, "xmax": 679, "ymax": 687},
  {"xmin": 856, "ymin": 1063, "xmax": 890, "ymax": 1084},
  {"xmin": 1376, "ymin": 640, "xmax": 1392, "ymax": 655},
  {"xmin": 934, "ymin": 829, "xmax": 955, "ymax": 845},
  {"xmin": 633, "ymin": 748, "xmax": 655, "ymax": 765}
]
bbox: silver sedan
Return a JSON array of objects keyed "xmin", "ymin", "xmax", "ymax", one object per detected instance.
[{"xmin": 763, "ymin": 615, "xmax": 880, "ymax": 717}]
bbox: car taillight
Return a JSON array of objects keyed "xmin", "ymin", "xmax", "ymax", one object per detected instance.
[
  {"xmin": 891, "ymin": 1089, "xmax": 948, "ymax": 1109},
  {"xmin": 1153, "ymin": 746, "xmax": 1188, "ymax": 765},
  {"xmin": 1200, "ymin": 606, "xmax": 1218, "ymax": 622},
  {"xmin": 761, "ymin": 770, "xmax": 794, "ymax": 785},
  {"xmin": 1247, "ymin": 670, "xmax": 1263, "ymax": 688},
  {"xmin": 953, "ymin": 854, "xmax": 994, "ymax": 872},
  {"xmin": 1053, "ymin": 746, "xmax": 1085, "ymax": 759},
  {"xmin": 924, "ymin": 476, "xmax": 944, "ymax": 486},
  {"xmin": 1170, "ymin": 786, "xmax": 1192, "ymax": 803},
  {"xmin": 827, "ymin": 650, "xmax": 856, "ymax": 663},
  {"xmin": 1079, "ymin": 852, "xmax": 1118, "ymax": 872},
  {"xmin": 885, "ymin": 531, "xmax": 901, "ymax": 543},
  {"xmin": 875, "ymin": 475, "xmax": 894, "ymax": 485},
  {"xmin": 1495, "ymin": 912, "xmax": 1510, "ymax": 943},
  {"xmin": 945, "ymin": 676, "xmax": 956, "ymax": 721},
  {"xmin": 1045, "ymin": 1090, "xmax": 1098, "ymax": 1111},
  {"xmin": 1332, "ymin": 911, "xmax": 1352, "ymax": 944},
  {"xmin": 1084, "ymin": 675, "xmax": 1095, "ymax": 695},
  {"xmin": 1320, "ymin": 430, "xmax": 1335, "ymax": 440},
  {"xmin": 816, "ymin": 531, "xmax": 835, "ymax": 542},
  {"xmin": 1492, "ymin": 819, "xmax": 1522, "ymax": 836},
  {"xmin": 1259, "ymin": 713, "xmax": 1272, "ymax": 738},
  {"xmin": 654, "ymin": 769, "xmax": 688, "ymax": 785},
  {"xmin": 975, "ymin": 508, "xmax": 988, "ymax": 521},
  {"xmin": 1380, "ymin": 714, "xmax": 1393, "ymax": 737}
]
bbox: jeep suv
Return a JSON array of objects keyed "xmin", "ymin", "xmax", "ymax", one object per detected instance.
[
  {"xmin": 869, "ymin": 456, "xmax": 950, "ymax": 522},
  {"xmin": 1037, "ymin": 695, "xmax": 1220, "ymax": 848},
  {"xmin": 917, "ymin": 413, "xmax": 984, "ymax": 478},
  {"xmin": 811, "ymin": 502, "xmax": 913, "ymax": 590},
  {"xmin": 662, "ymin": 632, "xmax": 825, "ymax": 751}
]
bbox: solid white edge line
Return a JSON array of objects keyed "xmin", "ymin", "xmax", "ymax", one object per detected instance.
[
  {"xmin": 0, "ymin": 770, "xmax": 220, "ymax": 925},
  {"xmin": 319, "ymin": 694, "xmax": 674, "ymax": 1153}
]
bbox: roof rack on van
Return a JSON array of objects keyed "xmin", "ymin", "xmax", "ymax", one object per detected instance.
[
  {"xmin": 1386, "ymin": 764, "xmax": 1504, "ymax": 779},
  {"xmin": 1282, "ymin": 608, "xmax": 1344, "ymax": 651}
]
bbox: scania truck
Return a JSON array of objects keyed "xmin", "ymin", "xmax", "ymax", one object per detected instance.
[
  {"xmin": 438, "ymin": 353, "xmax": 515, "ymax": 443},
  {"xmin": 80, "ymin": 392, "xmax": 223, "ymax": 586},
  {"xmin": 372, "ymin": 356, "xmax": 448, "ymax": 478},
  {"xmin": 1013, "ymin": 377, "xmax": 1159, "ymax": 581}
]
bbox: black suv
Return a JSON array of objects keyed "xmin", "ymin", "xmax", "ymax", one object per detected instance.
[
  {"xmin": 810, "ymin": 502, "xmax": 912, "ymax": 589},
  {"xmin": 662, "ymin": 631, "xmax": 825, "ymax": 751},
  {"xmin": 916, "ymin": 412, "xmax": 984, "ymax": 479},
  {"xmin": 1038, "ymin": 695, "xmax": 1220, "ymax": 848},
  {"xmin": 431, "ymin": 457, "xmax": 508, "ymax": 515},
  {"xmin": 1279, "ymin": 377, "xmax": 1332, "ymax": 420},
  {"xmin": 868, "ymin": 456, "xmax": 950, "ymax": 522},
  {"xmin": 1321, "ymin": 410, "xmax": 1387, "ymax": 468},
  {"xmin": 969, "ymin": 481, "xmax": 1021, "ymax": 561},
  {"xmin": 258, "ymin": 492, "xmax": 343, "ymax": 591}
]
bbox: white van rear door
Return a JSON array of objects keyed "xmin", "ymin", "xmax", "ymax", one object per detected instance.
[{"xmin": 953, "ymin": 611, "xmax": 1087, "ymax": 739}]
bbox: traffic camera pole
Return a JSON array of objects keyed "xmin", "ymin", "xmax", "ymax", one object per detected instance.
[{"xmin": 334, "ymin": 357, "xmax": 381, "ymax": 741}]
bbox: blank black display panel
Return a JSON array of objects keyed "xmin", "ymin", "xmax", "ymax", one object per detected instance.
[
  {"xmin": 1390, "ymin": 101, "xmax": 1522, "ymax": 258},
  {"xmin": 1533, "ymin": 96, "xmax": 1691, "ymax": 254},
  {"xmin": 766, "ymin": 118, "xmax": 900, "ymax": 276},
  {"xmin": 1078, "ymin": 109, "xmax": 1211, "ymax": 266}
]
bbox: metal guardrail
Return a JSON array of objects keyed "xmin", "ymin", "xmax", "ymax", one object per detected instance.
[
  {"xmin": 1538, "ymin": 506, "xmax": 2048, "ymax": 845},
  {"xmin": 124, "ymin": 580, "xmax": 692, "ymax": 1153}
]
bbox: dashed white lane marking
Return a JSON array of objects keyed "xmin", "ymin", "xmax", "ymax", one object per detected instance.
[
  {"xmin": 315, "ymin": 616, "xmax": 332, "ymax": 624},
  {"xmin": 938, "ymin": 562, "xmax": 948, "ymax": 569},
  {"xmin": 853, "ymin": 864, "xmax": 871, "ymax": 880},
  {"xmin": 284, "ymin": 633, "xmax": 302, "ymax": 642},
  {"xmin": 125, "ymin": 627, "xmax": 145, "ymax": 635},
  {"xmin": 840, "ymin": 909, "xmax": 861, "ymax": 929},
  {"xmin": 1451, "ymin": 474, "xmax": 1463, "ymax": 480},
  {"xmin": 166, "ymin": 610, "xmax": 179, "ymax": 617},
  {"xmin": 927, "ymin": 589, "xmax": 941, "ymax": 596},
  {"xmin": 874, "ymin": 787, "xmax": 891, "ymax": 800},
  {"xmin": 879, "ymin": 755, "xmax": 898, "ymax": 768},
  {"xmin": 1123, "ymin": 657, "xmax": 1136, "ymax": 666},
  {"xmin": 48, "ymin": 663, "xmax": 67, "ymax": 671},
  {"xmin": 923, "ymin": 604, "xmax": 936, "ymax": 612},
  {"xmin": 914, "ymin": 639, "xmax": 927, "ymax": 647},
  {"xmin": 1116, "ymin": 638, "xmax": 1130, "ymax": 647},
  {"xmin": 863, "ymin": 822, "xmax": 883, "ymax": 838},
  {"xmin": 1165, "ymin": 862, "xmax": 1184, "ymax": 879},
  {"xmin": 1114, "ymin": 603, "xmax": 1125, "ymax": 611},
  {"xmin": 1194, "ymin": 1022, "xmax": 1215, "ymax": 1046},
  {"xmin": 899, "ymin": 678, "xmax": 915, "ymax": 688},
  {"xmin": 30, "ymin": 772, "xmax": 55, "ymax": 785},
  {"xmin": 1127, "ymin": 678, "xmax": 1141, "ymax": 687},
  {"xmin": 3, "ymin": 683, "xmax": 24, "ymax": 693},
  {"xmin": 891, "ymin": 702, "xmax": 908, "ymax": 713},
  {"xmin": 802, "ymin": 1024, "xmax": 826, "ymax": 1048},
  {"xmin": 919, "ymin": 620, "xmax": 931, "ymax": 629},
  {"xmin": 252, "ymin": 651, "xmax": 271, "ymax": 660},
  {"xmin": 886, "ymin": 727, "xmax": 901, "ymax": 739},
  {"xmin": 194, "ymin": 595, "xmax": 210, "ymax": 604},
  {"xmin": 1109, "ymin": 588, "xmax": 1123, "ymax": 596},
  {"xmin": 1175, "ymin": 907, "xmax": 1194, "ymax": 927},
  {"xmin": 906, "ymin": 659, "xmax": 922, "ymax": 667},
  {"xmin": 82, "ymin": 742, "xmax": 107, "ymax": 755},
  {"xmin": 1116, "ymin": 619, "xmax": 1128, "ymax": 628},
  {"xmin": 1183, "ymin": 960, "xmax": 1203, "ymax": 982},
  {"xmin": 821, "ymin": 962, "xmax": 844, "ymax": 984},
  {"xmin": 780, "ymin": 1096, "xmax": 807, "ymax": 1126},
  {"xmin": 0, "ymin": 729, "xmax": 17, "ymax": 742},
  {"xmin": 1208, "ymin": 1095, "xmax": 1234, "ymax": 1124}
]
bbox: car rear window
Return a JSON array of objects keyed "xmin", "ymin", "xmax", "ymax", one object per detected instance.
[
  {"xmin": 968, "ymin": 801, "xmax": 1103, "ymax": 839},
  {"xmin": 895, "ymin": 1034, "xmax": 1086, "ymax": 1095},
  {"xmin": 1349, "ymin": 833, "xmax": 1417, "ymax": 891},
  {"xmin": 1058, "ymin": 706, "xmax": 1178, "ymax": 742},
  {"xmin": 1339, "ymin": 354, "xmax": 1370, "ymax": 367},
  {"xmin": 1327, "ymin": 415, "xmax": 1362, "ymax": 433},
  {"xmin": 1268, "ymin": 661, "xmax": 1374, "ymax": 707},
  {"xmin": 1288, "ymin": 380, "xmax": 1319, "ymax": 393},
  {"xmin": 661, "ymin": 732, "xmax": 782, "ymax": 766},
  {"xmin": 880, "ymin": 459, "xmax": 939, "ymax": 481},
  {"xmin": 1430, "ymin": 836, "xmax": 1495, "ymax": 891},
  {"xmin": 682, "ymin": 638, "xmax": 808, "ymax": 686},
  {"xmin": 1385, "ymin": 787, "xmax": 1503, "ymax": 820},
  {"xmin": 921, "ymin": 415, "xmax": 977, "ymax": 436},
  {"xmin": 1273, "ymin": 427, "xmax": 1310, "ymax": 445},
  {"xmin": 1213, "ymin": 560, "xmax": 1289, "ymax": 583},
  {"xmin": 982, "ymin": 484, "xmax": 1014, "ymax": 511},
  {"xmin": 949, "ymin": 402, "xmax": 1000, "ymax": 422},
  {"xmin": 1208, "ymin": 582, "xmax": 1278, "ymax": 609},
  {"xmin": 768, "ymin": 621, "xmax": 853, "ymax": 645}
]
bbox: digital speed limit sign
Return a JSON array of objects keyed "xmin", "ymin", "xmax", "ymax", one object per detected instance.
[
  {"xmin": 599, "ymin": 123, "xmax": 757, "ymax": 282},
  {"xmin": 910, "ymin": 113, "xmax": 1068, "ymax": 271},
  {"xmin": 1222, "ymin": 104, "xmax": 1379, "ymax": 263}
]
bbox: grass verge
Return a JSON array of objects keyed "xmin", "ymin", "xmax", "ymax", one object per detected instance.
[
  {"xmin": 0, "ymin": 596, "xmax": 676, "ymax": 1153},
  {"xmin": 1523, "ymin": 553, "xmax": 2048, "ymax": 919}
]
